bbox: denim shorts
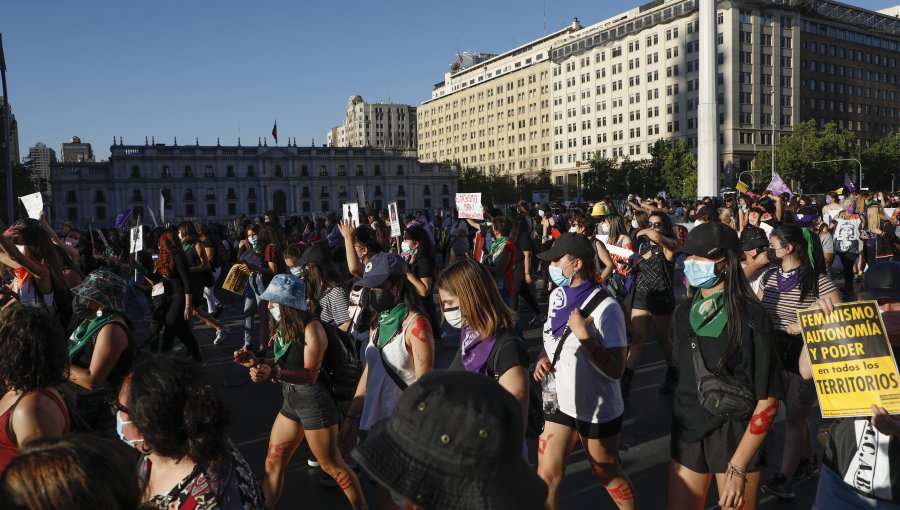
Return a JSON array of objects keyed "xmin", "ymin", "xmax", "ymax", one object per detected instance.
[
  {"xmin": 279, "ymin": 382, "xmax": 340, "ymax": 430},
  {"xmin": 814, "ymin": 465, "xmax": 900, "ymax": 509}
]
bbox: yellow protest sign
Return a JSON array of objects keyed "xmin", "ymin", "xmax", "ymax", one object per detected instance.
[
  {"xmin": 222, "ymin": 265, "xmax": 249, "ymax": 295},
  {"xmin": 735, "ymin": 181, "xmax": 748, "ymax": 194},
  {"xmin": 798, "ymin": 301, "xmax": 900, "ymax": 418}
]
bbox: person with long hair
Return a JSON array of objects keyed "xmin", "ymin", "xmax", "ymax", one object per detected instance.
[
  {"xmin": 482, "ymin": 216, "xmax": 516, "ymax": 306},
  {"xmin": 570, "ymin": 212, "xmax": 616, "ymax": 285},
  {"xmin": 0, "ymin": 222, "xmax": 67, "ymax": 315},
  {"xmin": 759, "ymin": 224, "xmax": 841, "ymax": 500},
  {"xmin": 830, "ymin": 198, "xmax": 863, "ymax": 297},
  {"xmin": 402, "ymin": 225, "xmax": 440, "ymax": 333},
  {"xmin": 67, "ymin": 269, "xmax": 136, "ymax": 432},
  {"xmin": 234, "ymin": 275, "xmax": 367, "ymax": 509},
  {"xmin": 533, "ymin": 233, "xmax": 633, "ymax": 510},
  {"xmin": 177, "ymin": 222, "xmax": 227, "ymax": 345},
  {"xmin": 0, "ymin": 307, "xmax": 70, "ymax": 474},
  {"xmin": 153, "ymin": 230, "xmax": 202, "ymax": 362},
  {"xmin": 339, "ymin": 253, "xmax": 434, "ymax": 510},
  {"xmin": 863, "ymin": 203, "xmax": 896, "ymax": 267},
  {"xmin": 294, "ymin": 244, "xmax": 351, "ymax": 332},
  {"xmin": 669, "ymin": 222, "xmax": 783, "ymax": 510},
  {"xmin": 621, "ymin": 211, "xmax": 679, "ymax": 400},
  {"xmin": 195, "ymin": 223, "xmax": 225, "ymax": 318},
  {"xmin": 604, "ymin": 212, "xmax": 634, "ymax": 250},
  {"xmin": 439, "ymin": 258, "xmax": 530, "ymax": 433},
  {"xmin": 116, "ymin": 356, "xmax": 264, "ymax": 509},
  {"xmin": 509, "ymin": 213, "xmax": 544, "ymax": 325}
]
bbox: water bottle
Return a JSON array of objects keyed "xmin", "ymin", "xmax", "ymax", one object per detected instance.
[{"xmin": 542, "ymin": 372, "xmax": 559, "ymax": 415}]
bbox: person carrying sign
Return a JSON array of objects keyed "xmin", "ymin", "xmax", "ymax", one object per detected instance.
[{"xmin": 799, "ymin": 262, "xmax": 900, "ymax": 508}]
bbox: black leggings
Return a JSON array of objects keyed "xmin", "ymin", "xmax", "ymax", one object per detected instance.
[
  {"xmin": 837, "ymin": 252, "xmax": 858, "ymax": 292},
  {"xmin": 160, "ymin": 293, "xmax": 203, "ymax": 362},
  {"xmin": 511, "ymin": 268, "xmax": 541, "ymax": 315}
]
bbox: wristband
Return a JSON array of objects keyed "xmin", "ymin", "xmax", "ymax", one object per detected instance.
[{"xmin": 271, "ymin": 365, "xmax": 282, "ymax": 383}]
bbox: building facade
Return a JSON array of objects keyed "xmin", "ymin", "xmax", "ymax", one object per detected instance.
[
  {"xmin": 327, "ymin": 95, "xmax": 417, "ymax": 149},
  {"xmin": 0, "ymin": 97, "xmax": 20, "ymax": 166},
  {"xmin": 48, "ymin": 140, "xmax": 457, "ymax": 227},
  {"xmin": 27, "ymin": 142, "xmax": 56, "ymax": 194},
  {"xmin": 417, "ymin": 20, "xmax": 583, "ymax": 182},
  {"xmin": 60, "ymin": 136, "xmax": 95, "ymax": 163}
]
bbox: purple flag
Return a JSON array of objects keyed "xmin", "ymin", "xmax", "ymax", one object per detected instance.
[
  {"xmin": 113, "ymin": 207, "xmax": 134, "ymax": 229},
  {"xmin": 765, "ymin": 173, "xmax": 793, "ymax": 200},
  {"xmin": 843, "ymin": 177, "xmax": 856, "ymax": 194}
]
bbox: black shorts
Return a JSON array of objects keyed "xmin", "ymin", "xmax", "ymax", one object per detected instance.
[
  {"xmin": 671, "ymin": 419, "xmax": 766, "ymax": 474},
  {"xmin": 632, "ymin": 289, "xmax": 676, "ymax": 315},
  {"xmin": 279, "ymin": 382, "xmax": 340, "ymax": 430},
  {"xmin": 545, "ymin": 411, "xmax": 623, "ymax": 440}
]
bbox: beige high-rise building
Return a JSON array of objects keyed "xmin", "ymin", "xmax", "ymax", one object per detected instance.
[
  {"xmin": 327, "ymin": 96, "xmax": 416, "ymax": 149},
  {"xmin": 60, "ymin": 136, "xmax": 95, "ymax": 163},
  {"xmin": 27, "ymin": 142, "xmax": 56, "ymax": 194},
  {"xmin": 417, "ymin": 20, "xmax": 584, "ymax": 182}
]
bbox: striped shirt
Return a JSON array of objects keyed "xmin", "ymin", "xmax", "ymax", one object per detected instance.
[
  {"xmin": 319, "ymin": 286, "xmax": 351, "ymax": 327},
  {"xmin": 759, "ymin": 268, "xmax": 837, "ymax": 331}
]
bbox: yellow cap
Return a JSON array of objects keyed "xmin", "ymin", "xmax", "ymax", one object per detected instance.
[{"xmin": 591, "ymin": 203, "xmax": 608, "ymax": 217}]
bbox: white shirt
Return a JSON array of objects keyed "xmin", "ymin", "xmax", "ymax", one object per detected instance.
[{"xmin": 542, "ymin": 286, "xmax": 627, "ymax": 423}]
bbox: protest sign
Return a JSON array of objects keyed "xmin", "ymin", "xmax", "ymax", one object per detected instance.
[
  {"xmin": 473, "ymin": 231, "xmax": 485, "ymax": 263},
  {"xmin": 605, "ymin": 244, "xmax": 635, "ymax": 276},
  {"xmin": 222, "ymin": 265, "xmax": 249, "ymax": 295},
  {"xmin": 343, "ymin": 202, "xmax": 360, "ymax": 228},
  {"xmin": 356, "ymin": 185, "xmax": 366, "ymax": 205},
  {"xmin": 798, "ymin": 301, "xmax": 900, "ymax": 418},
  {"xmin": 759, "ymin": 221, "xmax": 773, "ymax": 238},
  {"xmin": 388, "ymin": 202, "xmax": 401, "ymax": 237},
  {"xmin": 19, "ymin": 192, "xmax": 42, "ymax": 220},
  {"xmin": 130, "ymin": 226, "xmax": 144, "ymax": 254},
  {"xmin": 455, "ymin": 193, "xmax": 483, "ymax": 220}
]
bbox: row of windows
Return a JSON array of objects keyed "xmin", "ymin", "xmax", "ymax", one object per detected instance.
[
  {"xmin": 803, "ymin": 98, "xmax": 899, "ymax": 119},
  {"xmin": 124, "ymin": 163, "xmax": 407, "ymax": 179},
  {"xmin": 805, "ymin": 80, "xmax": 897, "ymax": 102},
  {"xmin": 804, "ymin": 61, "xmax": 898, "ymax": 85}
]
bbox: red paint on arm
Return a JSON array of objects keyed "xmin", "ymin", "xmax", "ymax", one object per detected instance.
[
  {"xmin": 411, "ymin": 316, "xmax": 432, "ymax": 343},
  {"xmin": 537, "ymin": 433, "xmax": 554, "ymax": 455},
  {"xmin": 333, "ymin": 471, "xmax": 353, "ymax": 490},
  {"xmin": 749, "ymin": 403, "xmax": 778, "ymax": 435}
]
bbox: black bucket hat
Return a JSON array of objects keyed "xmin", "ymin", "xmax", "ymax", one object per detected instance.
[
  {"xmin": 739, "ymin": 226, "xmax": 769, "ymax": 251},
  {"xmin": 351, "ymin": 371, "xmax": 547, "ymax": 510}
]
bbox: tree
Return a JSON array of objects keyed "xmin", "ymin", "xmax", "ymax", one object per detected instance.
[
  {"xmin": 456, "ymin": 167, "xmax": 517, "ymax": 207},
  {"xmin": 583, "ymin": 153, "xmax": 618, "ymax": 199},
  {"xmin": 0, "ymin": 162, "xmax": 37, "ymax": 222},
  {"xmin": 658, "ymin": 139, "xmax": 697, "ymax": 198},
  {"xmin": 516, "ymin": 168, "xmax": 563, "ymax": 202},
  {"xmin": 861, "ymin": 131, "xmax": 900, "ymax": 191}
]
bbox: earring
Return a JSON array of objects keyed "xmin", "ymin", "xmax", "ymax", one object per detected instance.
[
  {"xmin": 140, "ymin": 443, "xmax": 151, "ymax": 455},
  {"xmin": 96, "ymin": 309, "xmax": 104, "ymax": 318}
]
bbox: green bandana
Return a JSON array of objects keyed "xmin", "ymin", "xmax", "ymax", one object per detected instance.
[
  {"xmin": 68, "ymin": 313, "xmax": 119, "ymax": 359},
  {"xmin": 182, "ymin": 241, "xmax": 194, "ymax": 253},
  {"xmin": 689, "ymin": 289, "xmax": 727, "ymax": 338},
  {"xmin": 490, "ymin": 237, "xmax": 509, "ymax": 256},
  {"xmin": 272, "ymin": 327, "xmax": 291, "ymax": 363},
  {"xmin": 375, "ymin": 304, "xmax": 410, "ymax": 348}
]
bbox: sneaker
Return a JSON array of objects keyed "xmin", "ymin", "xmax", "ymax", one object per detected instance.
[
  {"xmin": 658, "ymin": 366, "xmax": 678, "ymax": 395},
  {"xmin": 793, "ymin": 456, "xmax": 820, "ymax": 483},
  {"xmin": 214, "ymin": 327, "xmax": 229, "ymax": 345},
  {"xmin": 762, "ymin": 473, "xmax": 795, "ymax": 499},
  {"xmin": 319, "ymin": 473, "xmax": 338, "ymax": 487},
  {"xmin": 308, "ymin": 458, "xmax": 320, "ymax": 468}
]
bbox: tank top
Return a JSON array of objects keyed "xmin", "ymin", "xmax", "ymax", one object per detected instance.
[
  {"xmin": 0, "ymin": 389, "xmax": 71, "ymax": 474},
  {"xmin": 359, "ymin": 312, "xmax": 419, "ymax": 431},
  {"xmin": 12, "ymin": 266, "xmax": 54, "ymax": 309},
  {"xmin": 635, "ymin": 239, "xmax": 674, "ymax": 293},
  {"xmin": 71, "ymin": 321, "xmax": 135, "ymax": 387}
]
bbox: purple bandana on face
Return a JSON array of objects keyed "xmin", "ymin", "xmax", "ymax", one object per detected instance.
[
  {"xmin": 776, "ymin": 265, "xmax": 805, "ymax": 293},
  {"xmin": 460, "ymin": 327, "xmax": 497, "ymax": 375},
  {"xmin": 549, "ymin": 283, "xmax": 597, "ymax": 337}
]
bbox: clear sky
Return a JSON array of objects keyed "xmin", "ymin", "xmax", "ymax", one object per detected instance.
[{"xmin": 3, "ymin": 0, "xmax": 896, "ymax": 160}]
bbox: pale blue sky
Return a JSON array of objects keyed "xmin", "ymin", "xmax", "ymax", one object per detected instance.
[{"xmin": 3, "ymin": 0, "xmax": 896, "ymax": 160}]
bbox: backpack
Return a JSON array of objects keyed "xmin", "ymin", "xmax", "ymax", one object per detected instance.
[
  {"xmin": 488, "ymin": 329, "xmax": 545, "ymax": 439},
  {"xmin": 319, "ymin": 322, "xmax": 362, "ymax": 402}
]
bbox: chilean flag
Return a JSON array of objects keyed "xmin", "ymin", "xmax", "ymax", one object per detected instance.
[{"xmin": 271, "ymin": 120, "xmax": 278, "ymax": 144}]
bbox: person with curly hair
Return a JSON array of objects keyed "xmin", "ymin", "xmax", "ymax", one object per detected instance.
[
  {"xmin": 115, "ymin": 356, "xmax": 265, "ymax": 509},
  {"xmin": 0, "ymin": 306, "xmax": 71, "ymax": 474}
]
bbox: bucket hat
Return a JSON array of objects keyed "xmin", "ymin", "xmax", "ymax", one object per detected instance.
[
  {"xmin": 352, "ymin": 371, "xmax": 547, "ymax": 510},
  {"xmin": 71, "ymin": 269, "xmax": 127, "ymax": 312},
  {"xmin": 259, "ymin": 274, "xmax": 309, "ymax": 310}
]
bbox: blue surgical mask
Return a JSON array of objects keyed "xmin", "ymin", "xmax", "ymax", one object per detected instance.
[
  {"xmin": 116, "ymin": 411, "xmax": 144, "ymax": 449},
  {"xmin": 684, "ymin": 259, "xmax": 721, "ymax": 289},
  {"xmin": 401, "ymin": 241, "xmax": 414, "ymax": 254},
  {"xmin": 538, "ymin": 210, "xmax": 546, "ymax": 218},
  {"xmin": 290, "ymin": 266, "xmax": 304, "ymax": 278},
  {"xmin": 248, "ymin": 236, "xmax": 259, "ymax": 247},
  {"xmin": 549, "ymin": 260, "xmax": 576, "ymax": 287},
  {"xmin": 270, "ymin": 304, "xmax": 281, "ymax": 322}
]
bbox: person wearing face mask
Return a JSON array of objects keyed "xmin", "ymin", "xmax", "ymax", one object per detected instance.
[
  {"xmin": 339, "ymin": 253, "xmax": 434, "ymax": 510},
  {"xmin": 150, "ymin": 231, "xmax": 202, "ymax": 363},
  {"xmin": 758, "ymin": 225, "xmax": 841, "ymax": 500},
  {"xmin": 738, "ymin": 226, "xmax": 770, "ymax": 293},
  {"xmin": 0, "ymin": 222, "xmax": 67, "ymax": 315},
  {"xmin": 669, "ymin": 222, "xmax": 784, "ymax": 510},
  {"xmin": 401, "ymin": 226, "xmax": 438, "ymax": 331},
  {"xmin": 233, "ymin": 275, "xmax": 367, "ymax": 509},
  {"xmin": 482, "ymin": 216, "xmax": 516, "ymax": 306},
  {"xmin": 294, "ymin": 244, "xmax": 352, "ymax": 332},
  {"xmin": 800, "ymin": 261, "xmax": 900, "ymax": 508},
  {"xmin": 830, "ymin": 199, "xmax": 863, "ymax": 297},
  {"xmin": 0, "ymin": 307, "xmax": 71, "ymax": 475},
  {"xmin": 532, "ymin": 233, "xmax": 632, "ymax": 510},
  {"xmin": 117, "ymin": 356, "xmax": 265, "ymax": 509},
  {"xmin": 177, "ymin": 222, "xmax": 228, "ymax": 345},
  {"xmin": 238, "ymin": 226, "xmax": 270, "ymax": 353},
  {"xmin": 604, "ymin": 213, "xmax": 634, "ymax": 250},
  {"xmin": 439, "ymin": 258, "xmax": 530, "ymax": 434},
  {"xmin": 67, "ymin": 269, "xmax": 136, "ymax": 433}
]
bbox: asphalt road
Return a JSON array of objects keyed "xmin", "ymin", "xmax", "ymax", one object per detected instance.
[{"xmin": 135, "ymin": 269, "xmax": 832, "ymax": 510}]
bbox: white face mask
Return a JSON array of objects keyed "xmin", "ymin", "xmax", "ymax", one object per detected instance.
[
  {"xmin": 270, "ymin": 304, "xmax": 281, "ymax": 322},
  {"xmin": 631, "ymin": 220, "xmax": 639, "ymax": 229},
  {"xmin": 568, "ymin": 227, "xmax": 577, "ymax": 233},
  {"xmin": 442, "ymin": 307, "xmax": 467, "ymax": 329},
  {"xmin": 538, "ymin": 210, "xmax": 545, "ymax": 218}
]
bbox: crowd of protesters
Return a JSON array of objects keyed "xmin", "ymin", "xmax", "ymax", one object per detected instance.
[{"xmin": 0, "ymin": 186, "xmax": 895, "ymax": 509}]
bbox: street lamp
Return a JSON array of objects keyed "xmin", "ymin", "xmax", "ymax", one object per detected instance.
[
  {"xmin": 738, "ymin": 170, "xmax": 753, "ymax": 189},
  {"xmin": 811, "ymin": 158, "xmax": 863, "ymax": 191}
]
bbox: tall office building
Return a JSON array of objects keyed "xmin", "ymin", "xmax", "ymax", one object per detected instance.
[
  {"xmin": 327, "ymin": 95, "xmax": 417, "ymax": 149},
  {"xmin": 0, "ymin": 97, "xmax": 20, "ymax": 167},
  {"xmin": 27, "ymin": 142, "xmax": 56, "ymax": 194},
  {"xmin": 60, "ymin": 136, "xmax": 95, "ymax": 163}
]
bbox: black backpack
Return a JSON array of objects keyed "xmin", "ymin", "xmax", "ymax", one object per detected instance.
[{"xmin": 319, "ymin": 322, "xmax": 362, "ymax": 402}]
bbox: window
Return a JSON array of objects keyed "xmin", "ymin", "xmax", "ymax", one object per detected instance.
[
  {"xmin": 183, "ymin": 165, "xmax": 193, "ymax": 178},
  {"xmin": 161, "ymin": 165, "xmax": 170, "ymax": 178},
  {"xmin": 226, "ymin": 165, "xmax": 235, "ymax": 177},
  {"xmin": 319, "ymin": 165, "xmax": 328, "ymax": 177},
  {"xmin": 207, "ymin": 203, "xmax": 216, "ymax": 217},
  {"xmin": 205, "ymin": 165, "xmax": 215, "ymax": 178},
  {"xmin": 397, "ymin": 165, "xmax": 404, "ymax": 176},
  {"xmin": 131, "ymin": 166, "xmax": 141, "ymax": 178},
  {"xmin": 356, "ymin": 165, "xmax": 364, "ymax": 176},
  {"xmin": 374, "ymin": 165, "xmax": 381, "ymax": 176},
  {"xmin": 247, "ymin": 165, "xmax": 255, "ymax": 177},
  {"xmin": 301, "ymin": 165, "xmax": 309, "ymax": 177},
  {"xmin": 274, "ymin": 165, "xmax": 283, "ymax": 177}
]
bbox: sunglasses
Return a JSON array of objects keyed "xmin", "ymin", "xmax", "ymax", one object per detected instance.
[{"xmin": 649, "ymin": 222, "xmax": 665, "ymax": 228}]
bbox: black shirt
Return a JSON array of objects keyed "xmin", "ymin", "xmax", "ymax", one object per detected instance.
[
  {"xmin": 671, "ymin": 297, "xmax": 785, "ymax": 441},
  {"xmin": 161, "ymin": 251, "xmax": 192, "ymax": 296},
  {"xmin": 448, "ymin": 327, "xmax": 530, "ymax": 378},
  {"xmin": 513, "ymin": 232, "xmax": 535, "ymax": 270}
]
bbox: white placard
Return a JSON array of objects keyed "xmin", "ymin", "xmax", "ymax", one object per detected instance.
[
  {"xmin": 759, "ymin": 221, "xmax": 774, "ymax": 238},
  {"xmin": 19, "ymin": 192, "xmax": 43, "ymax": 220},
  {"xmin": 388, "ymin": 202, "xmax": 401, "ymax": 237},
  {"xmin": 455, "ymin": 193, "xmax": 483, "ymax": 220},
  {"xmin": 343, "ymin": 202, "xmax": 360, "ymax": 228},
  {"xmin": 130, "ymin": 225, "xmax": 144, "ymax": 254},
  {"xmin": 356, "ymin": 185, "xmax": 366, "ymax": 205},
  {"xmin": 884, "ymin": 208, "xmax": 895, "ymax": 221},
  {"xmin": 605, "ymin": 244, "xmax": 635, "ymax": 276}
]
